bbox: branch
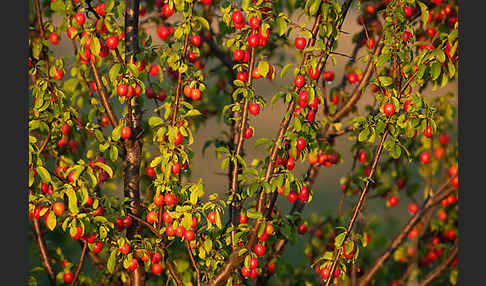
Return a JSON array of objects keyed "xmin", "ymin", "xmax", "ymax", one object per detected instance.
[
  {"xmin": 165, "ymin": 255, "xmax": 184, "ymax": 286},
  {"xmin": 89, "ymin": 60, "xmax": 118, "ymax": 128},
  {"xmin": 69, "ymin": 241, "xmax": 88, "ymax": 286},
  {"xmin": 170, "ymin": 25, "xmax": 191, "ymax": 125},
  {"xmin": 32, "ymin": 218, "xmax": 57, "ymax": 286},
  {"xmin": 38, "ymin": 128, "xmax": 52, "ymax": 154},
  {"xmin": 185, "ymin": 240, "xmax": 201, "ymax": 286},
  {"xmin": 229, "ymin": 47, "xmax": 256, "ymax": 248},
  {"xmin": 417, "ymin": 245, "xmax": 458, "ymax": 286},
  {"xmin": 330, "ymin": 32, "xmax": 384, "ymax": 122},
  {"xmin": 358, "ymin": 177, "xmax": 457, "ymax": 286}
]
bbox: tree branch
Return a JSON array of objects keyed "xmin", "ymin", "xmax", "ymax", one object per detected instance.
[
  {"xmin": 89, "ymin": 60, "xmax": 118, "ymax": 128},
  {"xmin": 32, "ymin": 218, "xmax": 57, "ymax": 286},
  {"xmin": 417, "ymin": 245, "xmax": 458, "ymax": 286},
  {"xmin": 185, "ymin": 240, "xmax": 201, "ymax": 286},
  {"xmin": 69, "ymin": 241, "xmax": 88, "ymax": 286},
  {"xmin": 165, "ymin": 255, "xmax": 184, "ymax": 286}
]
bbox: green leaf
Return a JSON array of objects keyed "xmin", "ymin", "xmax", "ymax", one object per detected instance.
[
  {"xmin": 275, "ymin": 17, "xmax": 287, "ymax": 36},
  {"xmin": 109, "ymin": 64, "xmax": 121, "ymax": 84},
  {"xmin": 280, "ymin": 63, "xmax": 293, "ymax": 78},
  {"xmin": 194, "ymin": 16, "xmax": 210, "ymax": 30},
  {"xmin": 46, "ymin": 211, "xmax": 57, "ymax": 230},
  {"xmin": 148, "ymin": 116, "xmax": 164, "ymax": 127},
  {"xmin": 109, "ymin": 145, "xmax": 118, "ymax": 162},
  {"xmin": 184, "ymin": 109, "xmax": 201, "ymax": 117},
  {"xmin": 430, "ymin": 62, "xmax": 441, "ymax": 80},
  {"xmin": 90, "ymin": 37, "xmax": 101, "ymax": 56},
  {"xmin": 417, "ymin": 1, "xmax": 429, "ymax": 25},
  {"xmin": 309, "ymin": 0, "xmax": 322, "ymax": 16},
  {"xmin": 242, "ymin": 0, "xmax": 250, "ymax": 10},
  {"xmin": 65, "ymin": 186, "xmax": 79, "ymax": 214},
  {"xmin": 358, "ymin": 128, "xmax": 370, "ymax": 142},
  {"xmin": 378, "ymin": 76, "xmax": 393, "ymax": 87},
  {"xmin": 107, "ymin": 249, "xmax": 117, "ymax": 273},
  {"xmin": 246, "ymin": 208, "xmax": 263, "ymax": 219},
  {"xmin": 334, "ymin": 232, "xmax": 346, "ymax": 248},
  {"xmin": 95, "ymin": 162, "xmax": 114, "ymax": 178},
  {"xmin": 36, "ymin": 166, "xmax": 52, "ymax": 183},
  {"xmin": 257, "ymin": 61, "xmax": 269, "ymax": 77}
]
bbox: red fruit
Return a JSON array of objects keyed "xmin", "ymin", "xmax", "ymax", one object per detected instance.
[
  {"xmin": 298, "ymin": 90, "xmax": 308, "ymax": 108},
  {"xmin": 440, "ymin": 134, "xmax": 450, "ymax": 145},
  {"xmin": 93, "ymin": 207, "xmax": 104, "ymax": 217},
  {"xmin": 448, "ymin": 165, "xmax": 458, "ymax": 177},
  {"xmin": 67, "ymin": 26, "xmax": 78, "ymax": 39},
  {"xmin": 149, "ymin": 64, "xmax": 160, "ymax": 76},
  {"xmin": 236, "ymin": 72, "xmax": 248, "ymax": 82},
  {"xmin": 86, "ymin": 233, "xmax": 97, "ymax": 244},
  {"xmin": 347, "ymin": 73, "xmax": 358, "ymax": 84},
  {"xmin": 383, "ymin": 103, "xmax": 395, "ymax": 116},
  {"xmin": 157, "ymin": 26, "xmax": 171, "ymax": 40},
  {"xmin": 403, "ymin": 6, "xmax": 414, "ymax": 18},
  {"xmin": 232, "ymin": 11, "xmax": 244, "ymax": 24},
  {"xmin": 190, "ymin": 88, "xmax": 202, "ymax": 101},
  {"xmin": 420, "ymin": 152, "xmax": 431, "ymax": 164},
  {"xmin": 164, "ymin": 193, "xmax": 176, "ymax": 206},
  {"xmin": 190, "ymin": 34, "xmax": 201, "ymax": 46},
  {"xmin": 239, "ymin": 214, "xmax": 248, "ymax": 224},
  {"xmin": 208, "ymin": 211, "xmax": 217, "ymax": 224},
  {"xmin": 49, "ymin": 32, "xmax": 59, "ymax": 45},
  {"xmin": 95, "ymin": 2, "xmax": 106, "ymax": 15},
  {"xmin": 408, "ymin": 228, "xmax": 418, "ymax": 239},
  {"xmin": 127, "ymin": 258, "xmax": 138, "ymax": 271},
  {"xmin": 105, "ymin": 36, "xmax": 119, "ymax": 50},
  {"xmin": 334, "ymin": 267, "xmax": 341, "ymax": 278},
  {"xmin": 93, "ymin": 241, "xmax": 103, "ymax": 253},
  {"xmin": 343, "ymin": 242, "xmax": 356, "ymax": 259},
  {"xmin": 120, "ymin": 243, "xmax": 130, "ymax": 254},
  {"xmin": 248, "ymin": 103, "xmax": 260, "ymax": 116},
  {"xmin": 401, "ymin": 31, "xmax": 412, "ymax": 41},
  {"xmin": 323, "ymin": 71, "xmax": 335, "ymax": 81},
  {"xmin": 249, "ymin": 17, "xmax": 261, "ymax": 29},
  {"xmin": 175, "ymin": 225, "xmax": 185, "ymax": 237},
  {"xmin": 244, "ymin": 128, "xmax": 253, "ymax": 139},
  {"xmin": 424, "ymin": 126, "xmax": 433, "ymax": 138},
  {"xmin": 100, "ymin": 116, "xmax": 109, "ymax": 127},
  {"xmin": 297, "ymin": 224, "xmax": 307, "ymax": 235},
  {"xmin": 388, "ymin": 195, "xmax": 398, "ymax": 207},
  {"xmin": 320, "ymin": 267, "xmax": 330, "ymax": 279},
  {"xmin": 191, "ymin": 217, "xmax": 198, "ymax": 228},
  {"xmin": 72, "ymin": 226, "xmax": 83, "ymax": 240},
  {"xmin": 296, "ymin": 137, "xmax": 306, "ymax": 151},
  {"xmin": 254, "ymin": 243, "xmax": 265, "ymax": 256},
  {"xmin": 60, "ymin": 124, "xmax": 71, "ymax": 135},
  {"xmin": 174, "ymin": 132, "xmax": 183, "ymax": 146},
  {"xmin": 122, "ymin": 216, "xmax": 133, "ymax": 228},
  {"xmin": 437, "ymin": 210, "xmax": 447, "ymax": 221},
  {"xmin": 52, "ymin": 202, "xmax": 65, "ymax": 216},
  {"xmin": 171, "ymin": 162, "xmax": 181, "ymax": 175},
  {"xmin": 445, "ymin": 228, "xmax": 456, "ymax": 240},
  {"xmin": 288, "ymin": 190, "xmax": 298, "ymax": 203},
  {"xmin": 146, "ymin": 211, "xmax": 158, "ymax": 224},
  {"xmin": 162, "ymin": 211, "xmax": 173, "ymax": 224},
  {"xmin": 358, "ymin": 151, "xmax": 367, "ymax": 164},
  {"xmin": 251, "ymin": 68, "xmax": 261, "ymax": 79},
  {"xmin": 451, "ymin": 176, "xmax": 458, "ymax": 188},
  {"xmin": 249, "ymin": 257, "xmax": 259, "ymax": 269},
  {"xmin": 248, "ymin": 34, "xmax": 259, "ymax": 48},
  {"xmin": 184, "ymin": 229, "xmax": 195, "ymax": 241},
  {"xmin": 152, "ymin": 263, "xmax": 163, "ymax": 275},
  {"xmin": 117, "ymin": 84, "xmax": 128, "ymax": 97},
  {"xmin": 365, "ymin": 4, "xmax": 376, "ymax": 15},
  {"xmin": 74, "ymin": 13, "xmax": 86, "ymax": 26},
  {"xmin": 233, "ymin": 49, "xmax": 244, "ymax": 61},
  {"xmin": 121, "ymin": 126, "xmax": 132, "ymax": 139},
  {"xmin": 408, "ymin": 203, "xmax": 418, "ymax": 214},
  {"xmin": 162, "ymin": 4, "xmax": 174, "ymax": 17},
  {"xmin": 434, "ymin": 147, "xmax": 444, "ymax": 159},
  {"xmin": 286, "ymin": 158, "xmax": 295, "ymax": 170},
  {"xmin": 294, "ymin": 75, "xmax": 305, "ymax": 88},
  {"xmin": 241, "ymin": 266, "xmax": 251, "ymax": 277},
  {"xmin": 366, "ymin": 38, "xmax": 376, "ymax": 49},
  {"xmin": 426, "ymin": 27, "xmax": 437, "ymax": 38},
  {"xmin": 201, "ymin": 0, "xmax": 211, "ymax": 4},
  {"xmin": 146, "ymin": 167, "xmax": 155, "ymax": 178},
  {"xmin": 243, "ymin": 51, "xmax": 250, "ymax": 63},
  {"xmin": 295, "ymin": 37, "xmax": 307, "ymax": 50},
  {"xmin": 64, "ymin": 272, "xmax": 74, "ymax": 283}
]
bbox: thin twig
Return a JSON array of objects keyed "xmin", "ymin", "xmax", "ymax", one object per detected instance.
[
  {"xmin": 69, "ymin": 241, "xmax": 88, "ymax": 286},
  {"xmin": 32, "ymin": 218, "xmax": 57, "ymax": 286},
  {"xmin": 417, "ymin": 245, "xmax": 458, "ymax": 286},
  {"xmin": 185, "ymin": 240, "xmax": 201, "ymax": 286}
]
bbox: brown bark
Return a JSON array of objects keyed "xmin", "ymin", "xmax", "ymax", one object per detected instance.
[{"xmin": 32, "ymin": 218, "xmax": 57, "ymax": 286}]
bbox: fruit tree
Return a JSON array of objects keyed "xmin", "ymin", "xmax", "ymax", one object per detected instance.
[{"xmin": 28, "ymin": 0, "xmax": 458, "ymax": 285}]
